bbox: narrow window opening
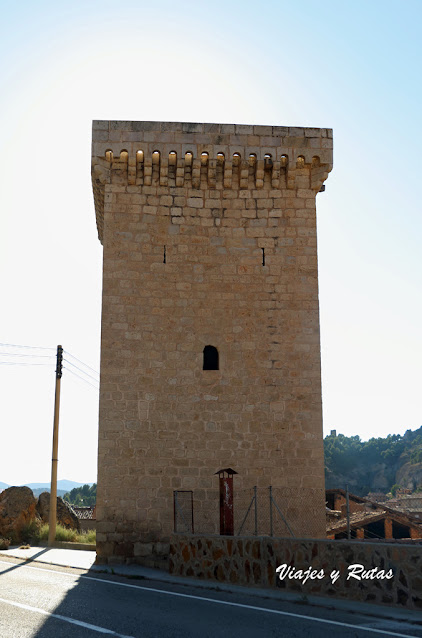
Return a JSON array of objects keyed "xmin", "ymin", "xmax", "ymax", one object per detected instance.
[
  {"xmin": 262, "ymin": 247, "xmax": 265, "ymax": 266},
  {"xmin": 163, "ymin": 245, "xmax": 166, "ymax": 264},
  {"xmin": 203, "ymin": 345, "xmax": 219, "ymax": 370}
]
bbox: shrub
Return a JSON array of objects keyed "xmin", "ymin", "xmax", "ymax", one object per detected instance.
[
  {"xmin": 19, "ymin": 520, "xmax": 41, "ymax": 544},
  {"xmin": 391, "ymin": 484, "xmax": 401, "ymax": 497},
  {"xmin": 0, "ymin": 538, "xmax": 11, "ymax": 550}
]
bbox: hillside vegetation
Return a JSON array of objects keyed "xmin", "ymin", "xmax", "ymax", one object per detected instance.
[
  {"xmin": 64, "ymin": 483, "xmax": 96, "ymax": 507},
  {"xmin": 324, "ymin": 426, "xmax": 422, "ymax": 496}
]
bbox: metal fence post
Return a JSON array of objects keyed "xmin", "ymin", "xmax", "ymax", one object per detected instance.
[
  {"xmin": 346, "ymin": 484, "xmax": 351, "ymax": 540},
  {"xmin": 269, "ymin": 485, "xmax": 273, "ymax": 536},
  {"xmin": 174, "ymin": 490, "xmax": 178, "ymax": 533},
  {"xmin": 191, "ymin": 490, "xmax": 194, "ymax": 534},
  {"xmin": 254, "ymin": 486, "xmax": 258, "ymax": 535}
]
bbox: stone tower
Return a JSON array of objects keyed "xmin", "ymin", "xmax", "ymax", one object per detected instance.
[{"xmin": 91, "ymin": 121, "xmax": 333, "ymax": 564}]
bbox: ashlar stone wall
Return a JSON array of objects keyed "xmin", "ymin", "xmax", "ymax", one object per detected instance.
[{"xmin": 91, "ymin": 121, "xmax": 333, "ymax": 564}]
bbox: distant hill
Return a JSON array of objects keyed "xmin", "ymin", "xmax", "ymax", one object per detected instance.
[
  {"xmin": 0, "ymin": 480, "xmax": 94, "ymax": 494},
  {"xmin": 21, "ymin": 480, "xmax": 94, "ymax": 492},
  {"xmin": 31, "ymin": 488, "xmax": 68, "ymax": 498},
  {"xmin": 324, "ymin": 426, "xmax": 422, "ymax": 496}
]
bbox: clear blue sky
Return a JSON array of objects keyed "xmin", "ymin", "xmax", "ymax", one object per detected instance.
[{"xmin": 1, "ymin": 0, "xmax": 421, "ymax": 485}]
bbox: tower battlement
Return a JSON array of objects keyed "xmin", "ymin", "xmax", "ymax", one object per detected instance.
[{"xmin": 92, "ymin": 121, "xmax": 332, "ymax": 243}]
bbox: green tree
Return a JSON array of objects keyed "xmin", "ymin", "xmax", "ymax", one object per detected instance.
[
  {"xmin": 390, "ymin": 484, "xmax": 400, "ymax": 496},
  {"xmin": 64, "ymin": 483, "xmax": 97, "ymax": 506}
]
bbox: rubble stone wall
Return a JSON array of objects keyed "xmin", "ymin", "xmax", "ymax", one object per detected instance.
[{"xmin": 170, "ymin": 534, "xmax": 422, "ymax": 610}]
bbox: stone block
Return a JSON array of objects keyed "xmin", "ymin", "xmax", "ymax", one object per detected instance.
[{"xmin": 134, "ymin": 542, "xmax": 153, "ymax": 557}]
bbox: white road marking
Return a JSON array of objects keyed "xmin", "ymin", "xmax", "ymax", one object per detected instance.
[
  {"xmin": 79, "ymin": 576, "xmax": 421, "ymax": 638},
  {"xmin": 0, "ymin": 559, "xmax": 419, "ymax": 638},
  {"xmin": 0, "ymin": 559, "xmax": 84, "ymax": 578},
  {"xmin": 0, "ymin": 596, "xmax": 135, "ymax": 638}
]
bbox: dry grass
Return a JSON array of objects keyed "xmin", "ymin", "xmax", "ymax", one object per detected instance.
[{"xmin": 38, "ymin": 524, "xmax": 95, "ymax": 544}]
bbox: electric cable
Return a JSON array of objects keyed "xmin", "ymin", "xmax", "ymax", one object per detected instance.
[
  {"xmin": 0, "ymin": 352, "xmax": 54, "ymax": 358},
  {"xmin": 63, "ymin": 358, "xmax": 99, "ymax": 383},
  {"xmin": 0, "ymin": 342, "xmax": 55, "ymax": 351},
  {"xmin": 63, "ymin": 366, "xmax": 99, "ymax": 390},
  {"xmin": 0, "ymin": 361, "xmax": 53, "ymax": 366},
  {"xmin": 64, "ymin": 350, "xmax": 99, "ymax": 376}
]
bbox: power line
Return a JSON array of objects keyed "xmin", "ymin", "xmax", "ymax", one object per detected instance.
[
  {"xmin": 0, "ymin": 361, "xmax": 53, "ymax": 366},
  {"xmin": 64, "ymin": 350, "xmax": 99, "ymax": 376},
  {"xmin": 0, "ymin": 342, "xmax": 55, "ymax": 351},
  {"xmin": 63, "ymin": 359, "xmax": 99, "ymax": 383},
  {"xmin": 0, "ymin": 352, "xmax": 54, "ymax": 358},
  {"xmin": 0, "ymin": 343, "xmax": 100, "ymax": 384},
  {"xmin": 0, "ymin": 345, "xmax": 100, "ymax": 378},
  {"xmin": 64, "ymin": 366, "xmax": 99, "ymax": 390}
]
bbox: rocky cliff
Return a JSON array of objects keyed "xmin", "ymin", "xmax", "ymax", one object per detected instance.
[{"xmin": 324, "ymin": 426, "xmax": 422, "ymax": 496}]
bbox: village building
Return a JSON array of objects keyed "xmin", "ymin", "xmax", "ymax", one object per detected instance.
[
  {"xmin": 325, "ymin": 488, "xmax": 422, "ymax": 540},
  {"xmin": 387, "ymin": 493, "xmax": 422, "ymax": 520},
  {"xmin": 366, "ymin": 491, "xmax": 388, "ymax": 503},
  {"xmin": 396, "ymin": 487, "xmax": 413, "ymax": 496},
  {"xmin": 326, "ymin": 488, "xmax": 368, "ymax": 518},
  {"xmin": 73, "ymin": 505, "xmax": 96, "ymax": 532},
  {"xmin": 327, "ymin": 509, "xmax": 422, "ymax": 541},
  {"xmin": 91, "ymin": 121, "xmax": 333, "ymax": 564}
]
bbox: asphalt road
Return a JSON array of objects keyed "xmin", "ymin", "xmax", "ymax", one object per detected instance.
[{"xmin": 0, "ymin": 556, "xmax": 421, "ymax": 638}]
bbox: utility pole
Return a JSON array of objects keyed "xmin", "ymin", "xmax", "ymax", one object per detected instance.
[
  {"xmin": 48, "ymin": 345, "xmax": 63, "ymax": 546},
  {"xmin": 346, "ymin": 483, "xmax": 351, "ymax": 540}
]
